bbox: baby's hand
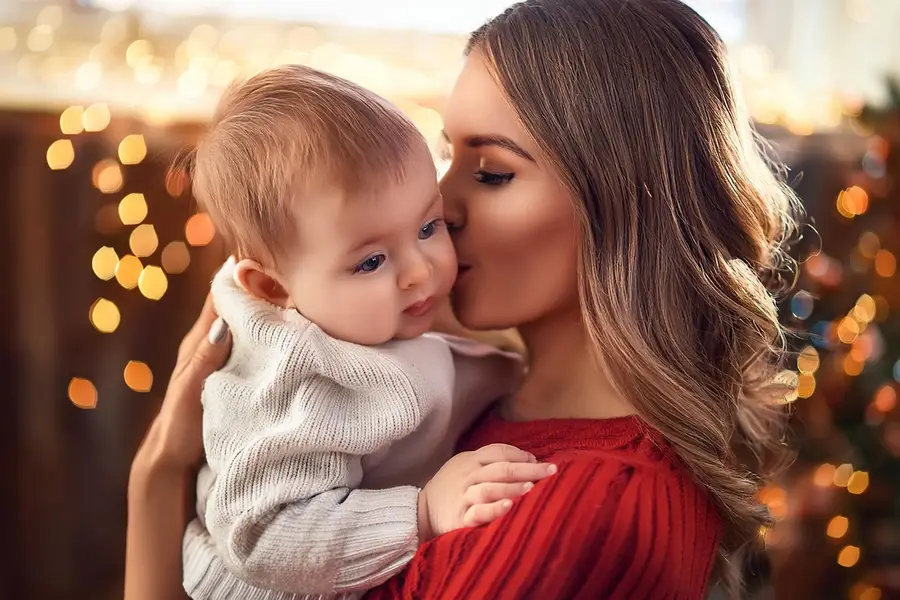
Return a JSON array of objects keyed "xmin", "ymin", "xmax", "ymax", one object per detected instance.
[{"xmin": 418, "ymin": 443, "xmax": 557, "ymax": 541}]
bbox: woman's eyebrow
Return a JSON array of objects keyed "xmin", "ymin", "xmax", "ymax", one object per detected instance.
[{"xmin": 441, "ymin": 130, "xmax": 535, "ymax": 162}]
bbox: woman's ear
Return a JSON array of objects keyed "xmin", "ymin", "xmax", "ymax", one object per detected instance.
[{"xmin": 233, "ymin": 259, "xmax": 291, "ymax": 307}]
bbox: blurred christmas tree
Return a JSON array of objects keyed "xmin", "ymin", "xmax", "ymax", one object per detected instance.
[{"xmin": 762, "ymin": 79, "xmax": 900, "ymax": 600}]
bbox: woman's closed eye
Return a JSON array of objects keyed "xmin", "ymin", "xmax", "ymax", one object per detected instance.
[{"xmin": 474, "ymin": 170, "xmax": 515, "ymax": 186}]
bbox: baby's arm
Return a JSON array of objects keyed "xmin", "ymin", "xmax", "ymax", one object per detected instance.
[
  {"xmin": 187, "ymin": 445, "xmax": 553, "ymax": 599},
  {"xmin": 204, "ymin": 453, "xmax": 419, "ymax": 595}
]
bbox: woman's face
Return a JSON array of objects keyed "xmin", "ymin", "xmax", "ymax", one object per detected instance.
[{"xmin": 439, "ymin": 51, "xmax": 580, "ymax": 332}]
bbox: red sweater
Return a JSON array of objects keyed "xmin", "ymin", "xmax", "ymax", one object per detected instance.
[{"xmin": 366, "ymin": 413, "xmax": 721, "ymax": 600}]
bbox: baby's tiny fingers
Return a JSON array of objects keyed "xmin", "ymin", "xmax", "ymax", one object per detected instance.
[
  {"xmin": 468, "ymin": 461, "xmax": 557, "ymax": 485},
  {"xmin": 462, "ymin": 499, "xmax": 514, "ymax": 528},
  {"xmin": 465, "ymin": 481, "xmax": 534, "ymax": 505}
]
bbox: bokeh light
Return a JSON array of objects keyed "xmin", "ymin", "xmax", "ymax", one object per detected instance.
[
  {"xmin": 129, "ymin": 224, "xmax": 158, "ymax": 257},
  {"xmin": 138, "ymin": 265, "xmax": 168, "ymax": 300},
  {"xmin": 68, "ymin": 377, "xmax": 97, "ymax": 409},
  {"xmin": 123, "ymin": 360, "xmax": 153, "ymax": 392},
  {"xmin": 46, "ymin": 139, "xmax": 74, "ymax": 170},
  {"xmin": 60, "ymin": 106, "xmax": 84, "ymax": 134},
  {"xmin": 874, "ymin": 250, "xmax": 896, "ymax": 278},
  {"xmin": 185, "ymin": 213, "xmax": 215, "ymax": 246},
  {"xmin": 82, "ymin": 102, "xmax": 111, "ymax": 131},
  {"xmin": 118, "ymin": 134, "xmax": 147, "ymax": 165},
  {"xmin": 115, "ymin": 255, "xmax": 143, "ymax": 289},
  {"xmin": 826, "ymin": 515, "xmax": 849, "ymax": 539},
  {"xmin": 847, "ymin": 471, "xmax": 869, "ymax": 495},
  {"xmin": 161, "ymin": 241, "xmax": 191, "ymax": 274},
  {"xmin": 91, "ymin": 246, "xmax": 119, "ymax": 280},
  {"xmin": 89, "ymin": 298, "xmax": 120, "ymax": 333},
  {"xmin": 837, "ymin": 545, "xmax": 860, "ymax": 568},
  {"xmin": 118, "ymin": 193, "xmax": 147, "ymax": 225},
  {"xmin": 92, "ymin": 159, "xmax": 123, "ymax": 193}
]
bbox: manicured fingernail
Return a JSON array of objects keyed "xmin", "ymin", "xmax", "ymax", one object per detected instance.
[
  {"xmin": 501, "ymin": 499, "xmax": 512, "ymax": 510},
  {"xmin": 523, "ymin": 482, "xmax": 534, "ymax": 492},
  {"xmin": 546, "ymin": 464, "xmax": 558, "ymax": 475},
  {"xmin": 208, "ymin": 317, "xmax": 228, "ymax": 344}
]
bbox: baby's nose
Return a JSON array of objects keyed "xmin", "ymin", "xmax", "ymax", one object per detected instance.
[{"xmin": 398, "ymin": 253, "xmax": 432, "ymax": 290}]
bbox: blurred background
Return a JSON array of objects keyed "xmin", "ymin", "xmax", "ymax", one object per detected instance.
[{"xmin": 1, "ymin": 0, "xmax": 899, "ymax": 598}]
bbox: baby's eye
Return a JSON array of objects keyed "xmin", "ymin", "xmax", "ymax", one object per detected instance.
[
  {"xmin": 419, "ymin": 218, "xmax": 444, "ymax": 240},
  {"xmin": 354, "ymin": 254, "xmax": 385, "ymax": 274}
]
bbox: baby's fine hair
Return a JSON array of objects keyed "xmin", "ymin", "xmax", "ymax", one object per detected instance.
[{"xmin": 190, "ymin": 64, "xmax": 424, "ymax": 264}]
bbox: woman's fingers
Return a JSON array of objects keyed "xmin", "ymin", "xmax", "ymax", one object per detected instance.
[
  {"xmin": 462, "ymin": 499, "xmax": 514, "ymax": 528},
  {"xmin": 174, "ymin": 293, "xmax": 229, "ymax": 380},
  {"xmin": 467, "ymin": 461, "xmax": 557, "ymax": 485},
  {"xmin": 464, "ymin": 481, "xmax": 534, "ymax": 506},
  {"xmin": 176, "ymin": 293, "xmax": 219, "ymax": 369}
]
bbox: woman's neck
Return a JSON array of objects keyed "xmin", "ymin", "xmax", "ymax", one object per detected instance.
[{"xmin": 506, "ymin": 308, "xmax": 634, "ymax": 422}]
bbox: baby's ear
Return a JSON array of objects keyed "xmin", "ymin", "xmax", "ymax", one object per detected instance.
[{"xmin": 233, "ymin": 258, "xmax": 291, "ymax": 308}]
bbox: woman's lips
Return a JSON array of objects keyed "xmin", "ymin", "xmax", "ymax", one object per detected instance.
[{"xmin": 454, "ymin": 265, "xmax": 472, "ymax": 287}]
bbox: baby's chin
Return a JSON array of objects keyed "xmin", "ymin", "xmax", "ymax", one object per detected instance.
[{"xmin": 393, "ymin": 315, "xmax": 435, "ymax": 341}]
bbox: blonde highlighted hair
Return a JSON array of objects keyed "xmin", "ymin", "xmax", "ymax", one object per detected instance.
[
  {"xmin": 469, "ymin": 0, "xmax": 800, "ymax": 596},
  {"xmin": 188, "ymin": 64, "xmax": 423, "ymax": 265}
]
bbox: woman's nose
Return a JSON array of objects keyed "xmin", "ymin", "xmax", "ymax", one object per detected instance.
[{"xmin": 439, "ymin": 174, "xmax": 466, "ymax": 231}]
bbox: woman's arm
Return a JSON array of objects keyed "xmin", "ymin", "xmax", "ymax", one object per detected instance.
[
  {"xmin": 366, "ymin": 452, "xmax": 722, "ymax": 600},
  {"xmin": 124, "ymin": 294, "xmax": 231, "ymax": 600}
]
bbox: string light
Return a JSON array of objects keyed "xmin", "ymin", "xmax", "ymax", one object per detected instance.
[
  {"xmin": 826, "ymin": 515, "xmax": 849, "ymax": 539},
  {"xmin": 82, "ymin": 103, "xmax": 110, "ymax": 132},
  {"xmin": 115, "ymin": 255, "xmax": 142, "ymax": 289},
  {"xmin": 847, "ymin": 471, "xmax": 869, "ymax": 495},
  {"xmin": 185, "ymin": 213, "xmax": 215, "ymax": 246},
  {"xmin": 874, "ymin": 250, "xmax": 896, "ymax": 278},
  {"xmin": 814, "ymin": 464, "xmax": 836, "ymax": 487},
  {"xmin": 91, "ymin": 246, "xmax": 119, "ymax": 280},
  {"xmin": 833, "ymin": 463, "xmax": 854, "ymax": 487},
  {"xmin": 129, "ymin": 224, "xmax": 158, "ymax": 257},
  {"xmin": 60, "ymin": 106, "xmax": 84, "ymax": 135},
  {"xmin": 161, "ymin": 241, "xmax": 191, "ymax": 274},
  {"xmin": 68, "ymin": 377, "xmax": 97, "ymax": 409},
  {"xmin": 89, "ymin": 298, "xmax": 120, "ymax": 333},
  {"xmin": 118, "ymin": 134, "xmax": 148, "ymax": 165},
  {"xmin": 138, "ymin": 265, "xmax": 168, "ymax": 300},
  {"xmin": 123, "ymin": 361, "xmax": 153, "ymax": 392},
  {"xmin": 92, "ymin": 159, "xmax": 123, "ymax": 193},
  {"xmin": 837, "ymin": 545, "xmax": 860, "ymax": 568},
  {"xmin": 118, "ymin": 192, "xmax": 148, "ymax": 225},
  {"xmin": 46, "ymin": 139, "xmax": 74, "ymax": 170}
]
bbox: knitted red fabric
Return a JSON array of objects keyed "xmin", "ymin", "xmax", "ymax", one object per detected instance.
[{"xmin": 366, "ymin": 413, "xmax": 721, "ymax": 599}]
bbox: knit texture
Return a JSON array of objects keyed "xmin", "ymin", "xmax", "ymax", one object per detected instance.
[
  {"xmin": 182, "ymin": 261, "xmax": 522, "ymax": 599},
  {"xmin": 366, "ymin": 413, "xmax": 723, "ymax": 600}
]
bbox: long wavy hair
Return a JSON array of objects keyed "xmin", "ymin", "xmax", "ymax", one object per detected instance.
[{"xmin": 468, "ymin": 0, "xmax": 799, "ymax": 594}]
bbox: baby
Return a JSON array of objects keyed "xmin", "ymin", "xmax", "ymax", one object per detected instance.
[{"xmin": 181, "ymin": 65, "xmax": 548, "ymax": 600}]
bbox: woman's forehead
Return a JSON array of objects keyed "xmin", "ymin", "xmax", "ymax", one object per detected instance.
[{"xmin": 443, "ymin": 53, "xmax": 522, "ymax": 140}]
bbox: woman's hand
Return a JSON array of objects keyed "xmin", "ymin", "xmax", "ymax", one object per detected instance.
[
  {"xmin": 131, "ymin": 293, "xmax": 230, "ymax": 477},
  {"xmin": 125, "ymin": 293, "xmax": 230, "ymax": 600}
]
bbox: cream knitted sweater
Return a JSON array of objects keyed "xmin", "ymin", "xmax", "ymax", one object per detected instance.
[{"xmin": 182, "ymin": 261, "xmax": 521, "ymax": 599}]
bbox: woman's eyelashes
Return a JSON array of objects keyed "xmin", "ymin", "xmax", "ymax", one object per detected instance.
[{"xmin": 474, "ymin": 170, "xmax": 515, "ymax": 186}]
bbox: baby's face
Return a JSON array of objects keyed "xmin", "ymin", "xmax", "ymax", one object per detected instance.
[{"xmin": 280, "ymin": 146, "xmax": 457, "ymax": 345}]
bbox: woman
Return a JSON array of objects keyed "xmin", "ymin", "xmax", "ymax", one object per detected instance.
[{"xmin": 126, "ymin": 0, "xmax": 798, "ymax": 598}]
